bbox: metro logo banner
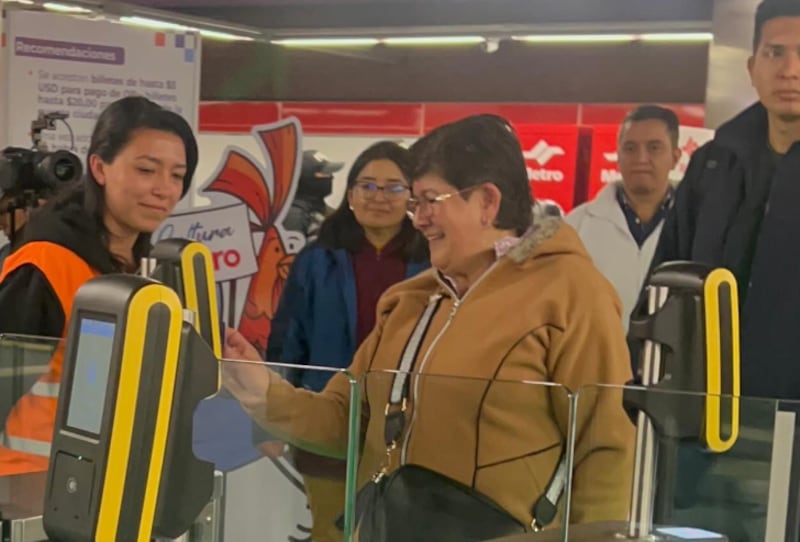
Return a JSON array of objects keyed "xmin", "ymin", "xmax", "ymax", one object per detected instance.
[
  {"xmin": 587, "ymin": 124, "xmax": 715, "ymax": 201},
  {"xmin": 516, "ymin": 124, "xmax": 580, "ymax": 213},
  {"xmin": 587, "ymin": 125, "xmax": 622, "ymax": 200}
]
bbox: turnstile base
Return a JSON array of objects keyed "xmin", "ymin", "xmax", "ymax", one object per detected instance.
[{"xmin": 488, "ymin": 521, "xmax": 728, "ymax": 541}]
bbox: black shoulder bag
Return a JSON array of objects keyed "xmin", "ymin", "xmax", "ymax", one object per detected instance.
[{"xmin": 344, "ymin": 294, "xmax": 569, "ymax": 541}]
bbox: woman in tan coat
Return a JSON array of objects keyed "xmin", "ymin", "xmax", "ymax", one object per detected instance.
[{"xmin": 222, "ymin": 114, "xmax": 635, "ymax": 540}]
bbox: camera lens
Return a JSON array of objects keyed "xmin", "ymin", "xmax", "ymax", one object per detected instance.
[
  {"xmin": 53, "ymin": 157, "xmax": 77, "ymax": 181},
  {"xmin": 37, "ymin": 150, "xmax": 83, "ymax": 186}
]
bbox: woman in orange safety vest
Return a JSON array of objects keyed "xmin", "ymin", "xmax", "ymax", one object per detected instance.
[{"xmin": 0, "ymin": 96, "xmax": 197, "ymax": 476}]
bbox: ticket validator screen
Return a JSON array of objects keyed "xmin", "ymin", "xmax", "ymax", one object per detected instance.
[{"xmin": 65, "ymin": 318, "xmax": 116, "ymax": 436}]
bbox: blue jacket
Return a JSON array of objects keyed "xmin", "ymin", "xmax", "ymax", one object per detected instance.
[{"xmin": 267, "ymin": 242, "xmax": 429, "ymax": 391}]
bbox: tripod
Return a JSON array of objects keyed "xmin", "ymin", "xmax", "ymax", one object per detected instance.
[{"xmin": 2, "ymin": 191, "xmax": 45, "ymax": 249}]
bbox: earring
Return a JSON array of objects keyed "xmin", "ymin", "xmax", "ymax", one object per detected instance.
[
  {"xmin": 481, "ymin": 217, "xmax": 488, "ymax": 228},
  {"xmin": 349, "ymin": 205, "xmax": 354, "ymax": 211}
]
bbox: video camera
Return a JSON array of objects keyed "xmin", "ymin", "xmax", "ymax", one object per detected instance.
[{"xmin": 0, "ymin": 111, "xmax": 82, "ymax": 201}]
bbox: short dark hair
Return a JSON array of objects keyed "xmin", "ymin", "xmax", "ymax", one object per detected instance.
[
  {"xmin": 408, "ymin": 114, "xmax": 533, "ymax": 236},
  {"xmin": 316, "ymin": 141, "xmax": 428, "ymax": 262},
  {"xmin": 754, "ymin": 0, "xmax": 800, "ymax": 51},
  {"xmin": 619, "ymin": 105, "xmax": 680, "ymax": 148}
]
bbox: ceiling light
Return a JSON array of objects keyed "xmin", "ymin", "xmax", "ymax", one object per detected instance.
[
  {"xmin": 198, "ymin": 29, "xmax": 254, "ymax": 42},
  {"xmin": 271, "ymin": 38, "xmax": 379, "ymax": 47},
  {"xmin": 639, "ymin": 32, "xmax": 713, "ymax": 42},
  {"xmin": 43, "ymin": 2, "xmax": 92, "ymax": 13},
  {"xmin": 513, "ymin": 32, "xmax": 713, "ymax": 44},
  {"xmin": 119, "ymin": 16, "xmax": 254, "ymax": 41},
  {"xmin": 119, "ymin": 16, "xmax": 192, "ymax": 32},
  {"xmin": 513, "ymin": 33, "xmax": 635, "ymax": 43},
  {"xmin": 4, "ymin": 0, "xmax": 35, "ymax": 5},
  {"xmin": 381, "ymin": 36, "xmax": 486, "ymax": 46}
]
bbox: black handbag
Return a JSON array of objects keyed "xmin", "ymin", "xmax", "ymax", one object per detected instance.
[
  {"xmin": 354, "ymin": 464, "xmax": 526, "ymax": 541},
  {"xmin": 343, "ymin": 294, "xmax": 568, "ymax": 541}
]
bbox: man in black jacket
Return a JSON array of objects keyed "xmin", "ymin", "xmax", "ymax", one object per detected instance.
[
  {"xmin": 645, "ymin": 3, "xmax": 800, "ymax": 540},
  {"xmin": 652, "ymin": 0, "xmax": 800, "ymax": 401}
]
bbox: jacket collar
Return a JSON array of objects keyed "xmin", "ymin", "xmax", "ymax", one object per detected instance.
[
  {"xmin": 586, "ymin": 182, "xmax": 629, "ymax": 230},
  {"xmin": 506, "ymin": 216, "xmax": 562, "ymax": 264},
  {"xmin": 590, "ymin": 182, "xmax": 622, "ymax": 210},
  {"xmin": 714, "ymin": 102, "xmax": 769, "ymax": 161}
]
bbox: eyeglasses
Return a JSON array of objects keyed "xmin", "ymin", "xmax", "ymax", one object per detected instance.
[
  {"xmin": 353, "ymin": 181, "xmax": 410, "ymax": 201},
  {"xmin": 406, "ymin": 187, "xmax": 475, "ymax": 218}
]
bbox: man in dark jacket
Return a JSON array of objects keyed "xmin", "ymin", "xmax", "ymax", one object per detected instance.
[
  {"xmin": 645, "ymin": 3, "xmax": 800, "ymax": 540},
  {"xmin": 652, "ymin": 0, "xmax": 800, "ymax": 401},
  {"xmin": 283, "ymin": 150, "xmax": 344, "ymax": 239}
]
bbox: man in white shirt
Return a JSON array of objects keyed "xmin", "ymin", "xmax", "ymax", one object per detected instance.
[{"xmin": 566, "ymin": 105, "xmax": 681, "ymax": 331}]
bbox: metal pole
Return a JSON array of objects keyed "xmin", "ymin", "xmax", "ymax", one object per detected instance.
[{"xmin": 627, "ymin": 285, "xmax": 669, "ymax": 538}]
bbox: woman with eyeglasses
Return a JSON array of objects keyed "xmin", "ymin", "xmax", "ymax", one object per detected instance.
[
  {"xmin": 264, "ymin": 141, "xmax": 429, "ymax": 542},
  {"xmin": 223, "ymin": 116, "xmax": 634, "ymax": 540}
]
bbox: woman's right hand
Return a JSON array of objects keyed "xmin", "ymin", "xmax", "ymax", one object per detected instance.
[
  {"xmin": 223, "ymin": 327, "xmax": 262, "ymax": 361},
  {"xmin": 221, "ymin": 327, "xmax": 272, "ymax": 410}
]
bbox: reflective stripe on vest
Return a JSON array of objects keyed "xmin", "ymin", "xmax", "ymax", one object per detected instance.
[
  {"xmin": 0, "ymin": 242, "xmax": 97, "ymax": 467},
  {"xmin": 30, "ymin": 381, "xmax": 60, "ymax": 398},
  {"xmin": 0, "ymin": 431, "xmax": 51, "ymax": 457}
]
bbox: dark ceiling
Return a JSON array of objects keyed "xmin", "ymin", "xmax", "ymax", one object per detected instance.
[
  {"xmin": 111, "ymin": 0, "xmax": 715, "ymax": 103},
  {"xmin": 124, "ymin": 0, "xmax": 714, "ymax": 36}
]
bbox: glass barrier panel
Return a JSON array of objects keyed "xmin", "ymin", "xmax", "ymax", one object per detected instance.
[
  {"xmin": 360, "ymin": 370, "xmax": 575, "ymax": 542},
  {"xmin": 0, "ymin": 334, "xmax": 62, "ymax": 535},
  {"xmin": 573, "ymin": 384, "xmax": 800, "ymax": 542},
  {"xmin": 199, "ymin": 359, "xmax": 362, "ymax": 542},
  {"xmin": 0, "ymin": 333, "xmax": 62, "ymax": 412}
]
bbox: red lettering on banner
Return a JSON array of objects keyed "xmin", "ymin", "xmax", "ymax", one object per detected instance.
[
  {"xmin": 224, "ymin": 250, "xmax": 241, "ymax": 268},
  {"xmin": 212, "ymin": 249, "xmax": 242, "ymax": 271}
]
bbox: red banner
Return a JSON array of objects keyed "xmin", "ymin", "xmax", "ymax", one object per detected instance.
[
  {"xmin": 423, "ymin": 103, "xmax": 580, "ymax": 132},
  {"xmin": 516, "ymin": 124, "xmax": 580, "ymax": 213},
  {"xmin": 279, "ymin": 102, "xmax": 423, "ymax": 135},
  {"xmin": 200, "ymin": 101, "xmax": 280, "ymax": 133},
  {"xmin": 587, "ymin": 124, "xmax": 621, "ymax": 201},
  {"xmin": 198, "ymin": 101, "xmax": 706, "ymax": 136},
  {"xmin": 581, "ymin": 103, "xmax": 706, "ymax": 127}
]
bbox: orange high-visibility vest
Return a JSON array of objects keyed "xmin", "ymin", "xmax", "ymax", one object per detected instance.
[{"xmin": 0, "ymin": 241, "xmax": 97, "ymax": 476}]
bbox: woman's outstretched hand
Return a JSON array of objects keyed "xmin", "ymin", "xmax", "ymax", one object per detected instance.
[
  {"xmin": 220, "ymin": 327, "xmax": 271, "ymax": 410},
  {"xmin": 222, "ymin": 327, "xmax": 262, "ymax": 362}
]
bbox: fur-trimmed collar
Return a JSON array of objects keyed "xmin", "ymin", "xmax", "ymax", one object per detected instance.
[
  {"xmin": 433, "ymin": 216, "xmax": 564, "ymax": 298},
  {"xmin": 506, "ymin": 217, "xmax": 562, "ymax": 264}
]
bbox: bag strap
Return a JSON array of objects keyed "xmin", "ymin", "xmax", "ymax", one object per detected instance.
[
  {"xmin": 383, "ymin": 294, "xmax": 443, "ymax": 450},
  {"xmin": 382, "ymin": 294, "xmax": 568, "ymax": 531},
  {"xmin": 530, "ymin": 452, "xmax": 567, "ymax": 531}
]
